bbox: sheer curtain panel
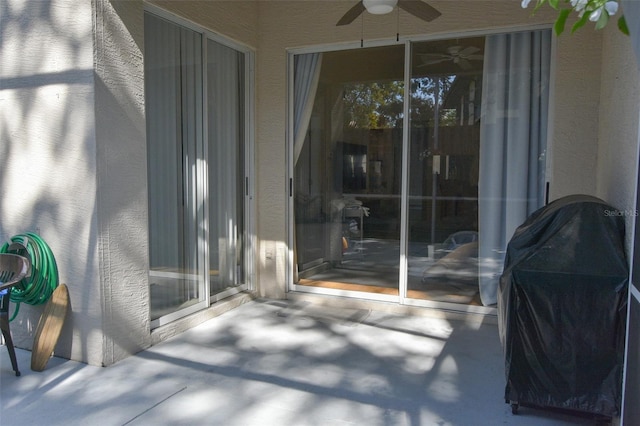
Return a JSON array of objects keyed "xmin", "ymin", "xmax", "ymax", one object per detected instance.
[{"xmin": 478, "ymin": 30, "xmax": 551, "ymax": 306}]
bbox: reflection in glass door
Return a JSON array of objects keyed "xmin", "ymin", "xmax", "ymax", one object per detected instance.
[
  {"xmin": 293, "ymin": 45, "xmax": 405, "ymax": 298},
  {"xmin": 407, "ymin": 38, "xmax": 484, "ymax": 305}
]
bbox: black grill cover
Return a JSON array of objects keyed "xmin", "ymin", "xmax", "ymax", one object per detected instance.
[{"xmin": 498, "ymin": 194, "xmax": 628, "ymax": 418}]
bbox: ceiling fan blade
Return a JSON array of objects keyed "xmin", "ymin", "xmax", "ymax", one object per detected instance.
[
  {"xmin": 337, "ymin": 1, "xmax": 366, "ymax": 26},
  {"xmin": 418, "ymin": 58, "xmax": 450, "ymax": 67},
  {"xmin": 458, "ymin": 46, "xmax": 481, "ymax": 57},
  {"xmin": 466, "ymin": 54, "xmax": 484, "ymax": 61},
  {"xmin": 397, "ymin": 0, "xmax": 441, "ymax": 22},
  {"xmin": 419, "ymin": 53, "xmax": 450, "ymax": 60}
]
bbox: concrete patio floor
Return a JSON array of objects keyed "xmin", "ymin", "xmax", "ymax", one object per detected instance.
[{"xmin": 1, "ymin": 299, "xmax": 595, "ymax": 425}]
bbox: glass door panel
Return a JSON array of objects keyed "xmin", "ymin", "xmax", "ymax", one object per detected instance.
[
  {"xmin": 145, "ymin": 14, "xmax": 206, "ymax": 322},
  {"xmin": 407, "ymin": 38, "xmax": 484, "ymax": 305},
  {"xmin": 207, "ymin": 39, "xmax": 246, "ymax": 297},
  {"xmin": 294, "ymin": 45, "xmax": 405, "ymax": 296}
]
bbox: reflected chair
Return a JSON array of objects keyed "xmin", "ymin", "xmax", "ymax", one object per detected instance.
[{"xmin": 0, "ymin": 254, "xmax": 29, "ymax": 376}]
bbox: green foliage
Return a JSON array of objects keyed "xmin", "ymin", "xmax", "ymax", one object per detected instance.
[
  {"xmin": 342, "ymin": 76, "xmax": 462, "ymax": 130},
  {"xmin": 618, "ymin": 15, "xmax": 630, "ymax": 35},
  {"xmin": 571, "ymin": 12, "xmax": 590, "ymax": 33},
  {"xmin": 554, "ymin": 9, "xmax": 572, "ymax": 34},
  {"xmin": 343, "ymin": 81, "xmax": 405, "ymax": 128},
  {"xmin": 523, "ymin": 0, "xmax": 627, "ymax": 35}
]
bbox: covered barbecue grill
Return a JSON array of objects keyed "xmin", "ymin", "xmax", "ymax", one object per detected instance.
[{"xmin": 498, "ymin": 195, "xmax": 628, "ymax": 420}]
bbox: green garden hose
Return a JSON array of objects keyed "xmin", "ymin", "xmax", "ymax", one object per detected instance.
[{"xmin": 0, "ymin": 233, "xmax": 59, "ymax": 321}]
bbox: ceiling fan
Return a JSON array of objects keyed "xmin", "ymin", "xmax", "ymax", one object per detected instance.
[
  {"xmin": 337, "ymin": 0, "xmax": 441, "ymax": 26},
  {"xmin": 418, "ymin": 46, "xmax": 483, "ymax": 70}
]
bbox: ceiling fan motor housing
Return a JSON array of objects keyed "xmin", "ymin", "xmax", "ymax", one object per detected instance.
[
  {"xmin": 336, "ymin": 0, "xmax": 441, "ymax": 26},
  {"xmin": 363, "ymin": 0, "xmax": 398, "ymax": 14}
]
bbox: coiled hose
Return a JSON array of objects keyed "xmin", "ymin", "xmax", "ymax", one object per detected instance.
[{"xmin": 0, "ymin": 233, "xmax": 59, "ymax": 321}]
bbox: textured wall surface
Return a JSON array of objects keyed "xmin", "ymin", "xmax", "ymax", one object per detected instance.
[
  {"xmin": 550, "ymin": 29, "xmax": 603, "ymax": 200},
  {"xmin": 596, "ymin": 23, "xmax": 640, "ymax": 257},
  {"xmin": 0, "ymin": 0, "xmax": 103, "ymax": 364},
  {"xmin": 94, "ymin": 0, "xmax": 151, "ymax": 365}
]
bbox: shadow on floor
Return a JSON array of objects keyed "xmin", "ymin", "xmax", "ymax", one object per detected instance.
[{"xmin": 1, "ymin": 299, "xmax": 595, "ymax": 425}]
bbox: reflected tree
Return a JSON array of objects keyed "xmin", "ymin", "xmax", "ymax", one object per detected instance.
[{"xmin": 342, "ymin": 76, "xmax": 458, "ymax": 130}]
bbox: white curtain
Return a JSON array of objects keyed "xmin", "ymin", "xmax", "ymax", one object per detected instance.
[
  {"xmin": 293, "ymin": 53, "xmax": 322, "ymax": 165},
  {"xmin": 292, "ymin": 53, "xmax": 322, "ymax": 280},
  {"xmin": 145, "ymin": 14, "xmax": 202, "ymax": 272},
  {"xmin": 478, "ymin": 30, "xmax": 551, "ymax": 306},
  {"xmin": 145, "ymin": 13, "xmax": 204, "ymax": 318}
]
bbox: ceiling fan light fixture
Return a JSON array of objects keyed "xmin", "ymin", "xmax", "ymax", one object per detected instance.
[{"xmin": 363, "ymin": 0, "xmax": 398, "ymax": 15}]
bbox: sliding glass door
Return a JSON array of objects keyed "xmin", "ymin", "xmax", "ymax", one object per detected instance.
[
  {"xmin": 145, "ymin": 11, "xmax": 252, "ymax": 327},
  {"xmin": 293, "ymin": 46, "xmax": 404, "ymax": 298},
  {"xmin": 291, "ymin": 30, "xmax": 551, "ymax": 309}
]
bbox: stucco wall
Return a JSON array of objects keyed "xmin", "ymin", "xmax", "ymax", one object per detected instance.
[
  {"xmin": 596, "ymin": 23, "xmax": 640, "ymax": 257},
  {"xmin": 94, "ymin": 0, "xmax": 151, "ymax": 366},
  {"xmin": 550, "ymin": 29, "xmax": 603, "ymax": 200},
  {"xmin": 0, "ymin": 0, "xmax": 103, "ymax": 364}
]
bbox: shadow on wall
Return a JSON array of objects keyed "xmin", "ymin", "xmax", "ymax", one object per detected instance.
[{"xmin": 0, "ymin": 0, "xmax": 150, "ymax": 366}]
